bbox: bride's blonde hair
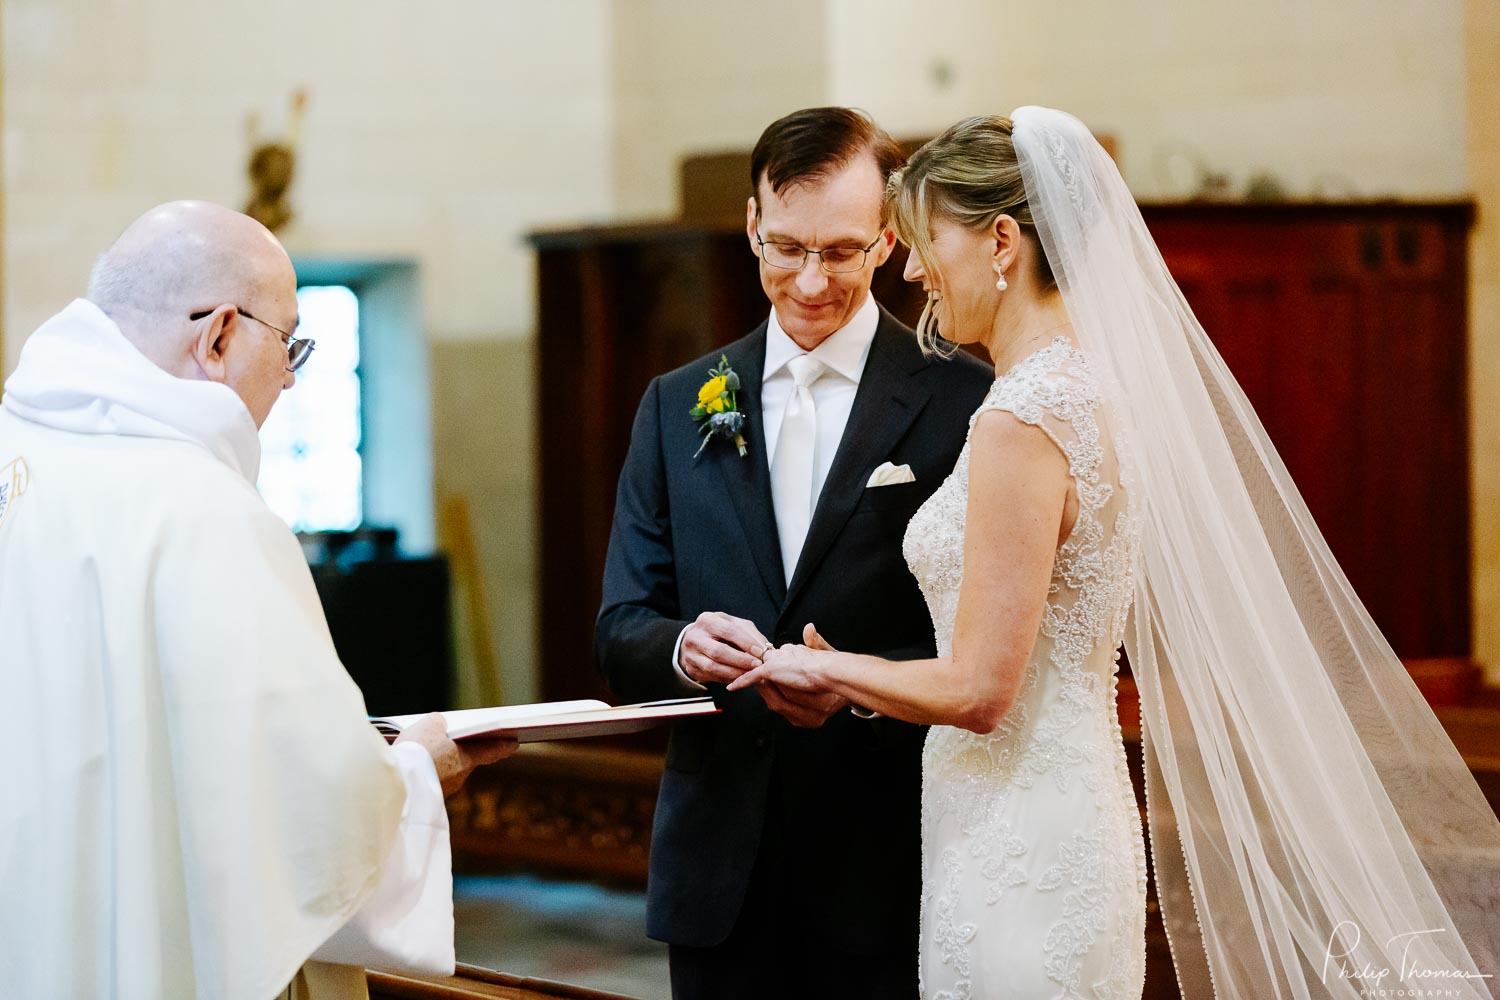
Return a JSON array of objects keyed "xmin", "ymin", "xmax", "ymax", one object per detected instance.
[{"xmin": 886, "ymin": 115, "xmax": 1055, "ymax": 355}]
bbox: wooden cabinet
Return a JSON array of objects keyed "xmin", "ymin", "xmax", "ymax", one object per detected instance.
[
  {"xmin": 531, "ymin": 226, "xmax": 760, "ymax": 704},
  {"xmin": 528, "ymin": 203, "xmax": 1474, "ymax": 705},
  {"xmin": 1147, "ymin": 204, "xmax": 1473, "ymax": 659}
]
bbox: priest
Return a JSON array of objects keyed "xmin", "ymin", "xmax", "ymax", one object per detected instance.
[{"xmin": 0, "ymin": 201, "xmax": 512, "ymax": 1000}]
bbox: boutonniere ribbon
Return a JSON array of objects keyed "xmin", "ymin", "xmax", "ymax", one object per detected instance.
[{"xmin": 690, "ymin": 354, "xmax": 748, "ymax": 458}]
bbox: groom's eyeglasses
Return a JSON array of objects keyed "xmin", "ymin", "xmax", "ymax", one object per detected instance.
[
  {"xmin": 754, "ymin": 221, "xmax": 883, "ymax": 274},
  {"xmin": 189, "ymin": 307, "xmax": 316, "ymax": 372}
]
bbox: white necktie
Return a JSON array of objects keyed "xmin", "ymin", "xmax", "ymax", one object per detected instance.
[{"xmin": 771, "ymin": 354, "xmax": 826, "ymax": 586}]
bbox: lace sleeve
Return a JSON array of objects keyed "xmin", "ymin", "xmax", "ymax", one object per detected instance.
[
  {"xmin": 969, "ymin": 342, "xmax": 1108, "ymax": 495},
  {"xmin": 968, "ymin": 342, "xmax": 1137, "ymax": 651}
]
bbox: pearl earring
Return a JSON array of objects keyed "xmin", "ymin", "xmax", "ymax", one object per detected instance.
[{"xmin": 995, "ymin": 273, "xmax": 1008, "ymax": 292}]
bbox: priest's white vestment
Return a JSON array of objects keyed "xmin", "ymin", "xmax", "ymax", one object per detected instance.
[{"xmin": 0, "ymin": 300, "xmax": 455, "ymax": 1000}]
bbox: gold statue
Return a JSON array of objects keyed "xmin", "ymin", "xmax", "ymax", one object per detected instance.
[{"xmin": 245, "ymin": 91, "xmax": 306, "ymax": 234}]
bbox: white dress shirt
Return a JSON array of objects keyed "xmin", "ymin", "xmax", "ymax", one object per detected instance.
[
  {"xmin": 673, "ymin": 295, "xmax": 880, "ymax": 688},
  {"xmin": 760, "ymin": 294, "xmax": 880, "ymax": 517}
]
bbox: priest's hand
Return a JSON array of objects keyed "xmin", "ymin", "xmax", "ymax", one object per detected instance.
[{"xmin": 395, "ymin": 712, "xmax": 518, "ymax": 798}]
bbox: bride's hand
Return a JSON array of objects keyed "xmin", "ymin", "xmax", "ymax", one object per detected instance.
[
  {"xmin": 802, "ymin": 622, "xmax": 837, "ymax": 654},
  {"xmin": 760, "ymin": 627, "xmax": 849, "ymax": 726},
  {"xmin": 727, "ymin": 624, "xmax": 837, "ymax": 696}
]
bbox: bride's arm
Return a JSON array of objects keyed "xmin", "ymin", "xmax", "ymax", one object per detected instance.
[{"xmin": 730, "ymin": 410, "xmax": 1072, "ymax": 733}]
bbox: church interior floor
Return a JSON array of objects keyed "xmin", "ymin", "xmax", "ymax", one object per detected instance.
[{"xmin": 453, "ymin": 874, "xmax": 669, "ymax": 999}]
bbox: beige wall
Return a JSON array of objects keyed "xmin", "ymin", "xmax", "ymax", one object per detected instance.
[
  {"xmin": 430, "ymin": 339, "xmax": 538, "ymax": 705},
  {"xmin": 2, "ymin": 0, "xmax": 615, "ymax": 366},
  {"xmin": 826, "ymin": 0, "xmax": 1010, "ymax": 140},
  {"xmin": 829, "ymin": 0, "xmax": 1467, "ymax": 199},
  {"xmin": 610, "ymin": 0, "xmax": 827, "ymax": 218},
  {"xmin": 1467, "ymin": 0, "xmax": 1500, "ymax": 681}
]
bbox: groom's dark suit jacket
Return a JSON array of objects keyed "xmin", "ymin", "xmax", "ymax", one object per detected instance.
[{"xmin": 596, "ymin": 305, "xmax": 993, "ymax": 955}]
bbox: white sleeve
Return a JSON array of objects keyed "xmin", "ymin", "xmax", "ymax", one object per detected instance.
[
  {"xmin": 671, "ymin": 623, "xmax": 707, "ymax": 692},
  {"xmin": 308, "ymin": 742, "xmax": 456, "ymax": 975}
]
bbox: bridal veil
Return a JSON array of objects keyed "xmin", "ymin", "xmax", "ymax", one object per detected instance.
[{"xmin": 1011, "ymin": 106, "xmax": 1499, "ymax": 998}]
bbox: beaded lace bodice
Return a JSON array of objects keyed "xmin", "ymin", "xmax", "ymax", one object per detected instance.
[
  {"xmin": 906, "ymin": 340, "xmax": 1148, "ymax": 1000},
  {"xmin": 904, "ymin": 340, "xmax": 1139, "ymax": 781},
  {"xmin": 904, "ymin": 340, "xmax": 1136, "ymax": 675}
]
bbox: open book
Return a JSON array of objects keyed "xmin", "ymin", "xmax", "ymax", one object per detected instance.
[{"xmin": 370, "ymin": 696, "xmax": 719, "ymax": 744}]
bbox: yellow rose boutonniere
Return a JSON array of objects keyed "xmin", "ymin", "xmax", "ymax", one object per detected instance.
[{"xmin": 690, "ymin": 354, "xmax": 748, "ymax": 458}]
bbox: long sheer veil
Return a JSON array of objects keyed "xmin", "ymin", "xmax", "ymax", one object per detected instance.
[{"xmin": 1010, "ymin": 106, "xmax": 1499, "ymax": 998}]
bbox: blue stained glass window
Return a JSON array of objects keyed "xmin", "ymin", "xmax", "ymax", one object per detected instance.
[{"xmin": 258, "ymin": 285, "xmax": 363, "ymax": 532}]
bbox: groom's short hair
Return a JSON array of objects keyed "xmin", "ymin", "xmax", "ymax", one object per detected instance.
[{"xmin": 750, "ymin": 107, "xmax": 905, "ymax": 202}]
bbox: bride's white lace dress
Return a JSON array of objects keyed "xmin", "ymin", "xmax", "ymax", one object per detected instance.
[{"xmin": 904, "ymin": 340, "xmax": 1149, "ymax": 999}]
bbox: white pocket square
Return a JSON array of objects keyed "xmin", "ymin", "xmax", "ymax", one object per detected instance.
[{"xmin": 866, "ymin": 462, "xmax": 916, "ymax": 487}]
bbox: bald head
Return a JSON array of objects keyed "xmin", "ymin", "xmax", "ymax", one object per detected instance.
[
  {"xmin": 88, "ymin": 201, "xmax": 295, "ymax": 355},
  {"xmin": 85, "ymin": 201, "xmax": 302, "ymax": 427}
]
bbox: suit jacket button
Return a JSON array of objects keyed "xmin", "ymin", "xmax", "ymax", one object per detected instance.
[{"xmin": 754, "ymin": 735, "xmax": 769, "ymax": 750}]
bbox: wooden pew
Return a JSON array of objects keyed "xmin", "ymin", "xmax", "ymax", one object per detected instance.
[
  {"xmin": 368, "ymin": 963, "xmax": 640, "ymax": 1000},
  {"xmin": 447, "ymin": 742, "xmax": 660, "ymax": 884}
]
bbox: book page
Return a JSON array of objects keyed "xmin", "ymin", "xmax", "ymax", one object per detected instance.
[
  {"xmin": 370, "ymin": 697, "xmax": 718, "ymax": 743},
  {"xmin": 370, "ymin": 699, "xmax": 608, "ymax": 738}
]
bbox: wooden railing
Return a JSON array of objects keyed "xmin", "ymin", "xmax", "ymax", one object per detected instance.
[
  {"xmin": 449, "ymin": 681, "xmax": 1500, "ymax": 884},
  {"xmin": 368, "ymin": 963, "xmax": 642, "ymax": 1000},
  {"xmin": 445, "ymin": 685, "xmax": 1500, "ymax": 1000}
]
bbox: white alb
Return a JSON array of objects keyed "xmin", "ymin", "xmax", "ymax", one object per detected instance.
[{"xmin": 0, "ymin": 300, "xmax": 457, "ymax": 1000}]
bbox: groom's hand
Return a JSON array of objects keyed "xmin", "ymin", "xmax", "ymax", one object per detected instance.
[
  {"xmin": 680, "ymin": 611, "xmax": 771, "ymax": 686},
  {"xmin": 757, "ymin": 682, "xmax": 848, "ymax": 728},
  {"xmin": 755, "ymin": 623, "xmax": 848, "ymax": 727}
]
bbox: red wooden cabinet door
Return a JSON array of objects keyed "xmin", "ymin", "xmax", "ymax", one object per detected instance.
[{"xmin": 1148, "ymin": 204, "xmax": 1472, "ymax": 658}]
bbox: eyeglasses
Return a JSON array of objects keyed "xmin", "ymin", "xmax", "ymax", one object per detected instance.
[
  {"xmin": 753, "ymin": 222, "xmax": 884, "ymax": 274},
  {"xmin": 189, "ymin": 307, "xmax": 316, "ymax": 372}
]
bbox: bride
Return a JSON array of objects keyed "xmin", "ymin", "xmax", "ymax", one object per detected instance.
[{"xmin": 728, "ymin": 108, "xmax": 1499, "ymax": 998}]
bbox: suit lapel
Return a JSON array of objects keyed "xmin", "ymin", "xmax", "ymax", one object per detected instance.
[
  {"xmin": 782, "ymin": 309, "xmax": 931, "ymax": 609},
  {"xmin": 707, "ymin": 325, "xmax": 787, "ymax": 607}
]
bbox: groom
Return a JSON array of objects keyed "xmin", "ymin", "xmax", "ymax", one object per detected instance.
[{"xmin": 596, "ymin": 107, "xmax": 993, "ymax": 998}]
